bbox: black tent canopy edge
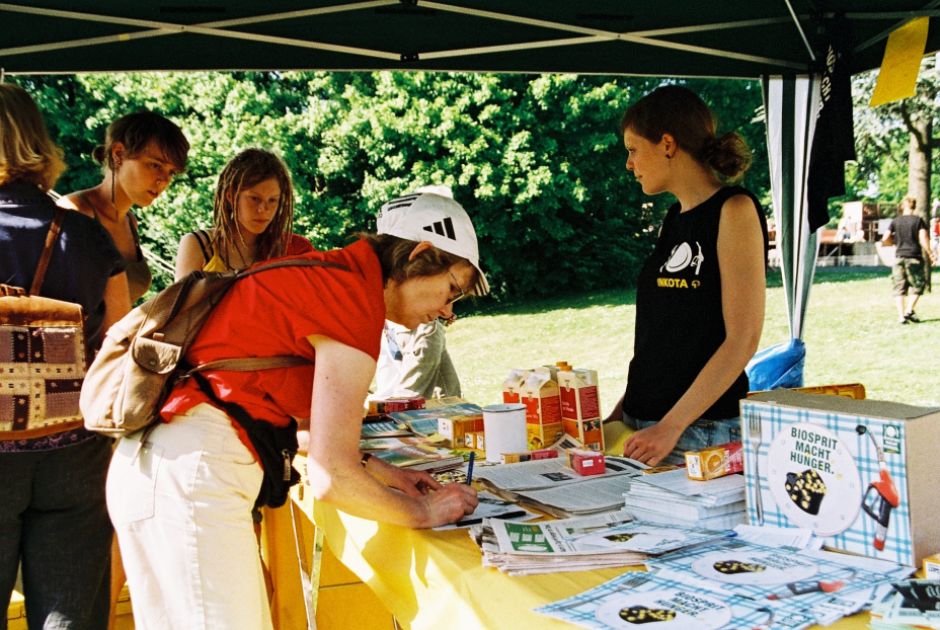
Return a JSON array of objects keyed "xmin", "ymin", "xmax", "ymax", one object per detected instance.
[{"xmin": 1, "ymin": 1, "xmax": 939, "ymax": 78}]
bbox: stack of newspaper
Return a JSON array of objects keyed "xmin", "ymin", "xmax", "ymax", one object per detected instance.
[
  {"xmin": 468, "ymin": 512, "xmax": 732, "ymax": 576},
  {"xmin": 870, "ymin": 579, "xmax": 940, "ymax": 629},
  {"xmin": 622, "ymin": 467, "xmax": 747, "ymax": 530},
  {"xmin": 472, "ymin": 455, "xmax": 649, "ymax": 518}
]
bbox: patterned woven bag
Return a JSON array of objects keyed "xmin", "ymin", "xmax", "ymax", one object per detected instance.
[{"xmin": 0, "ymin": 208, "xmax": 86, "ymax": 440}]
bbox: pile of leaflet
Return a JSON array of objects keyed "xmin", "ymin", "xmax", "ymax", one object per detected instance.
[
  {"xmin": 870, "ymin": 579, "xmax": 940, "ymax": 629},
  {"xmin": 468, "ymin": 512, "xmax": 731, "ymax": 576},
  {"xmin": 536, "ymin": 534, "xmax": 914, "ymax": 629},
  {"xmin": 622, "ymin": 467, "xmax": 747, "ymax": 530},
  {"xmin": 472, "ymin": 455, "xmax": 648, "ymax": 518}
]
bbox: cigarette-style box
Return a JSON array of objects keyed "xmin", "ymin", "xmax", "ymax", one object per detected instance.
[
  {"xmin": 923, "ymin": 554, "xmax": 940, "ymax": 579},
  {"xmin": 438, "ymin": 416, "xmax": 484, "ymax": 448},
  {"xmin": 567, "ymin": 449, "xmax": 605, "ymax": 476},
  {"xmin": 685, "ymin": 441, "xmax": 744, "ymax": 481}
]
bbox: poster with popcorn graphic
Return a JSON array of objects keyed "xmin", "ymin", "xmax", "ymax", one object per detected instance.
[
  {"xmin": 740, "ymin": 390, "xmax": 940, "ymax": 567},
  {"xmin": 535, "ymin": 571, "xmax": 809, "ymax": 630}
]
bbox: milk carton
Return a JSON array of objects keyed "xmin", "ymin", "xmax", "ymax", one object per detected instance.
[
  {"xmin": 502, "ymin": 369, "xmax": 530, "ymax": 404},
  {"xmin": 520, "ymin": 368, "xmax": 563, "ymax": 449},
  {"xmin": 558, "ymin": 368, "xmax": 603, "ymax": 451}
]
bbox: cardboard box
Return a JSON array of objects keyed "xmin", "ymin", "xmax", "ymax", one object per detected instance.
[
  {"xmin": 558, "ymin": 368, "xmax": 603, "ymax": 451},
  {"xmin": 741, "ymin": 390, "xmax": 940, "ymax": 566},
  {"xmin": 685, "ymin": 441, "xmax": 743, "ymax": 480},
  {"xmin": 502, "ymin": 369, "xmax": 529, "ymax": 404},
  {"xmin": 521, "ymin": 368, "xmax": 563, "ymax": 449},
  {"xmin": 437, "ymin": 416, "xmax": 484, "ymax": 448},
  {"xmin": 464, "ymin": 431, "xmax": 478, "ymax": 450},
  {"xmin": 500, "ymin": 449, "xmax": 558, "ymax": 464},
  {"xmin": 923, "ymin": 554, "xmax": 940, "ymax": 579},
  {"xmin": 567, "ymin": 449, "xmax": 605, "ymax": 476}
]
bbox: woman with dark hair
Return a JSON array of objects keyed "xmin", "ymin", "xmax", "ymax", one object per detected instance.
[
  {"xmin": 174, "ymin": 148, "xmax": 312, "ymax": 279},
  {"xmin": 0, "ymin": 82, "xmax": 129, "ymax": 629},
  {"xmin": 606, "ymin": 85, "xmax": 768, "ymax": 466},
  {"xmin": 63, "ymin": 110, "xmax": 190, "ymax": 303},
  {"xmin": 108, "ymin": 191, "xmax": 484, "ymax": 629}
]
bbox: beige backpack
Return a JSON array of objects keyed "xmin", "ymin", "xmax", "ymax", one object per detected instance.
[{"xmin": 80, "ymin": 257, "xmax": 346, "ymax": 437}]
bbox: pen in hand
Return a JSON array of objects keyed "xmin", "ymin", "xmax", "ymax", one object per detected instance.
[
  {"xmin": 455, "ymin": 510, "xmax": 527, "ymax": 527},
  {"xmin": 466, "ymin": 451, "xmax": 475, "ymax": 485}
]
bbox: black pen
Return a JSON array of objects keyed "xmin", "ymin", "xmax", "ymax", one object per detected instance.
[
  {"xmin": 455, "ymin": 510, "xmax": 527, "ymax": 527},
  {"xmin": 465, "ymin": 451, "xmax": 475, "ymax": 485}
]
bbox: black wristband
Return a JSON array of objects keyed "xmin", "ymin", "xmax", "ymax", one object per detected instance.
[{"xmin": 360, "ymin": 452, "xmax": 373, "ymax": 467}]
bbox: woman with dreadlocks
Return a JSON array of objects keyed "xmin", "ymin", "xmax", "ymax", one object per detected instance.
[{"xmin": 174, "ymin": 148, "xmax": 313, "ymax": 279}]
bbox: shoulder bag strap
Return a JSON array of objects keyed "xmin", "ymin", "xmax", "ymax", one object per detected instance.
[
  {"xmin": 192, "ymin": 229, "xmax": 212, "ymax": 264},
  {"xmin": 188, "ymin": 355, "xmax": 310, "ymax": 374},
  {"xmin": 29, "ymin": 207, "xmax": 68, "ymax": 296},
  {"xmin": 237, "ymin": 257, "xmax": 349, "ymax": 279}
]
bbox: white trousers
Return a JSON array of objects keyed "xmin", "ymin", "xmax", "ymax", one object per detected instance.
[{"xmin": 107, "ymin": 403, "xmax": 271, "ymax": 630}]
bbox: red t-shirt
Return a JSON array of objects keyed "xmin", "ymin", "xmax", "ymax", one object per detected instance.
[
  {"xmin": 286, "ymin": 233, "xmax": 315, "ymax": 256},
  {"xmin": 161, "ymin": 238, "xmax": 385, "ymax": 435}
]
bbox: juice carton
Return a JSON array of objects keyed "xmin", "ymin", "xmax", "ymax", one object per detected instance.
[
  {"xmin": 557, "ymin": 368, "xmax": 603, "ymax": 451},
  {"xmin": 521, "ymin": 368, "xmax": 563, "ymax": 449},
  {"xmin": 502, "ymin": 369, "xmax": 530, "ymax": 404},
  {"xmin": 464, "ymin": 432, "xmax": 478, "ymax": 450}
]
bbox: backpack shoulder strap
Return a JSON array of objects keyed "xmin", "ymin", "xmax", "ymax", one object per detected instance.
[
  {"xmin": 189, "ymin": 355, "xmax": 310, "ymax": 374},
  {"xmin": 30, "ymin": 208, "xmax": 68, "ymax": 296},
  {"xmin": 237, "ymin": 257, "xmax": 350, "ymax": 280}
]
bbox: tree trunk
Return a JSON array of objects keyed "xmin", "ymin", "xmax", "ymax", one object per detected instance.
[{"xmin": 907, "ymin": 116, "xmax": 932, "ymax": 220}]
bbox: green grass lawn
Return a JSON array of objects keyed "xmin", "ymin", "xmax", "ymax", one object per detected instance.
[{"xmin": 447, "ymin": 267, "xmax": 940, "ymax": 413}]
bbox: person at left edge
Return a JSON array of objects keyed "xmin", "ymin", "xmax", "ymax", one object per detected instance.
[
  {"xmin": 0, "ymin": 82, "xmax": 130, "ymax": 630},
  {"xmin": 107, "ymin": 191, "xmax": 484, "ymax": 630}
]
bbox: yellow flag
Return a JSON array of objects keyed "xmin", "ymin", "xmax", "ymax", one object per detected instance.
[{"xmin": 870, "ymin": 17, "xmax": 930, "ymax": 106}]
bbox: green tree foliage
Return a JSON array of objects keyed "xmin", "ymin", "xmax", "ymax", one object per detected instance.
[
  {"xmin": 15, "ymin": 72, "xmax": 767, "ymax": 298},
  {"xmin": 851, "ymin": 56, "xmax": 940, "ymax": 217}
]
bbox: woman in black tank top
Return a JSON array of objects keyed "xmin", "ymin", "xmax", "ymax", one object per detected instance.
[
  {"xmin": 607, "ymin": 86, "xmax": 768, "ymax": 466},
  {"xmin": 62, "ymin": 111, "xmax": 190, "ymax": 303}
]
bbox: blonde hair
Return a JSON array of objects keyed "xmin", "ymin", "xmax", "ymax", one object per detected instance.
[
  {"xmin": 211, "ymin": 148, "xmax": 295, "ymax": 268},
  {"xmin": 0, "ymin": 83, "xmax": 66, "ymax": 190},
  {"xmin": 901, "ymin": 196, "xmax": 917, "ymax": 213}
]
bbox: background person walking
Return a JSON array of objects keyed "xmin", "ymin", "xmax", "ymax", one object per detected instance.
[{"xmin": 882, "ymin": 195, "xmax": 933, "ymax": 324}]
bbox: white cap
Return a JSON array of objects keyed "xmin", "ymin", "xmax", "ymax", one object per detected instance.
[{"xmin": 376, "ymin": 192, "xmax": 490, "ymax": 296}]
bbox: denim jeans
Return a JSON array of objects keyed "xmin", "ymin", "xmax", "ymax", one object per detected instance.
[
  {"xmin": 0, "ymin": 436, "xmax": 112, "ymax": 630},
  {"xmin": 624, "ymin": 413, "xmax": 742, "ymax": 466}
]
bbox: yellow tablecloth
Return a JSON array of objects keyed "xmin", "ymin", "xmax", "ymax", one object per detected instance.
[{"xmin": 309, "ymin": 422, "xmax": 869, "ymax": 630}]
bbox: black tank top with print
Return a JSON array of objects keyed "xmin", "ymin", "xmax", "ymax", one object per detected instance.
[{"xmin": 623, "ymin": 186, "xmax": 767, "ymax": 421}]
